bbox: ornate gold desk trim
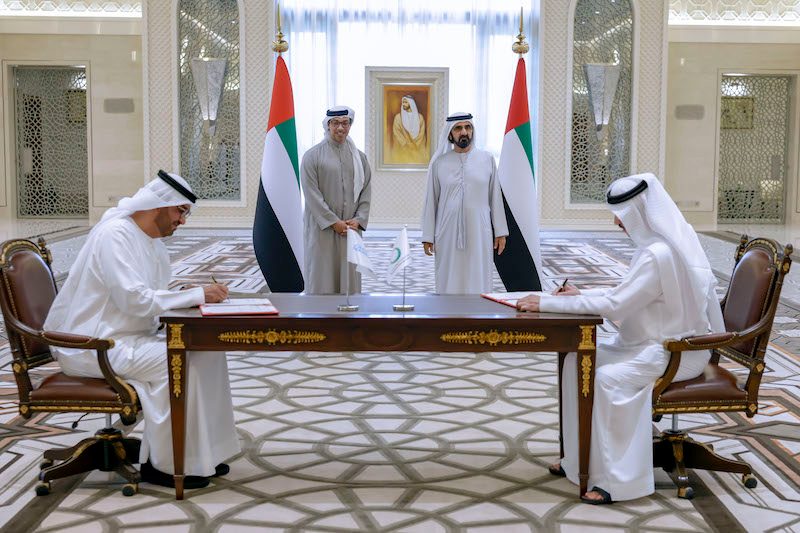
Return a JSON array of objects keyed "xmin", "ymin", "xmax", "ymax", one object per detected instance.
[
  {"xmin": 218, "ymin": 329, "xmax": 326, "ymax": 345},
  {"xmin": 581, "ymin": 355, "xmax": 592, "ymax": 397},
  {"xmin": 170, "ymin": 353, "xmax": 182, "ymax": 398},
  {"xmin": 440, "ymin": 330, "xmax": 546, "ymax": 346},
  {"xmin": 578, "ymin": 325, "xmax": 595, "ymax": 350},
  {"xmin": 167, "ymin": 324, "xmax": 185, "ymax": 349}
]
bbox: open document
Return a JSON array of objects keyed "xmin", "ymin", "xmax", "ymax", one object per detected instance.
[
  {"xmin": 200, "ymin": 298, "xmax": 278, "ymax": 316},
  {"xmin": 481, "ymin": 291, "xmax": 544, "ymax": 309}
]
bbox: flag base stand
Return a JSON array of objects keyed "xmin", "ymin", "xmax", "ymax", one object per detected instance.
[
  {"xmin": 393, "ymin": 304, "xmax": 414, "ymax": 312},
  {"xmin": 338, "ymin": 304, "xmax": 359, "ymax": 312}
]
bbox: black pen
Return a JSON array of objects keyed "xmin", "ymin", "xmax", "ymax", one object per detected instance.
[{"xmin": 557, "ymin": 278, "xmax": 569, "ymax": 293}]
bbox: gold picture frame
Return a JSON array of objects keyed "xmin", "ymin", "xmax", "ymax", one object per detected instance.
[
  {"xmin": 720, "ymin": 96, "xmax": 754, "ymax": 129},
  {"xmin": 365, "ymin": 67, "xmax": 448, "ymax": 171}
]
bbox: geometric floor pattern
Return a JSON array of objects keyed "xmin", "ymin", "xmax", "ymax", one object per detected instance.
[{"xmin": 0, "ymin": 229, "xmax": 798, "ymax": 532}]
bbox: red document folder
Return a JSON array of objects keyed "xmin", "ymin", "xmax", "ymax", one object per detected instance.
[{"xmin": 480, "ymin": 292, "xmax": 543, "ymax": 308}]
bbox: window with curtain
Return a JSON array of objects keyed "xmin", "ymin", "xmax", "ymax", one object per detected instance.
[{"xmin": 283, "ymin": 0, "xmax": 535, "ymax": 160}]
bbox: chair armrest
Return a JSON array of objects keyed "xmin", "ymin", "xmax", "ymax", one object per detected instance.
[
  {"xmin": 42, "ymin": 330, "xmax": 115, "ymax": 350},
  {"xmin": 663, "ymin": 332, "xmax": 736, "ymax": 351},
  {"xmin": 15, "ymin": 323, "xmax": 135, "ymax": 408}
]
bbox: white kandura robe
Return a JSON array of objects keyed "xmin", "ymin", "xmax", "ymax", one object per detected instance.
[
  {"xmin": 44, "ymin": 217, "xmax": 240, "ymax": 477},
  {"xmin": 539, "ymin": 244, "xmax": 715, "ymax": 501},
  {"xmin": 421, "ymin": 149, "xmax": 508, "ymax": 294},
  {"xmin": 301, "ymin": 137, "xmax": 372, "ymax": 294}
]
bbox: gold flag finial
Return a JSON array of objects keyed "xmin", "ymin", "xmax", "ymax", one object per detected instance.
[
  {"xmin": 272, "ymin": 3, "xmax": 288, "ymax": 54},
  {"xmin": 512, "ymin": 7, "xmax": 529, "ymax": 55}
]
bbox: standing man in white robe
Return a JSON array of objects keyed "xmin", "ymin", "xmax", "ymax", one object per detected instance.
[
  {"xmin": 44, "ymin": 171, "xmax": 241, "ymax": 489},
  {"xmin": 301, "ymin": 106, "xmax": 372, "ymax": 294},
  {"xmin": 421, "ymin": 112, "xmax": 508, "ymax": 294},
  {"xmin": 517, "ymin": 173, "xmax": 724, "ymax": 504}
]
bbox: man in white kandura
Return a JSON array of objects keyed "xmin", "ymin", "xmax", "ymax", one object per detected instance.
[
  {"xmin": 301, "ymin": 106, "xmax": 372, "ymax": 294},
  {"xmin": 517, "ymin": 173, "xmax": 724, "ymax": 504},
  {"xmin": 391, "ymin": 94, "xmax": 427, "ymax": 162},
  {"xmin": 421, "ymin": 112, "xmax": 508, "ymax": 294},
  {"xmin": 44, "ymin": 170, "xmax": 240, "ymax": 489}
]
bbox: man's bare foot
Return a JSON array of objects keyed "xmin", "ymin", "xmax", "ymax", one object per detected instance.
[{"xmin": 548, "ymin": 463, "xmax": 566, "ymax": 477}]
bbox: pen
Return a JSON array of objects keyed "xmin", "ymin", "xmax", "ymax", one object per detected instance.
[
  {"xmin": 557, "ymin": 278, "xmax": 569, "ymax": 293},
  {"xmin": 210, "ymin": 275, "xmax": 229, "ymax": 302}
]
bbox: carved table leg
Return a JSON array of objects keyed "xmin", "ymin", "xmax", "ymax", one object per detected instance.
[
  {"xmin": 576, "ymin": 325, "xmax": 596, "ymax": 497},
  {"xmin": 167, "ymin": 324, "xmax": 188, "ymax": 500}
]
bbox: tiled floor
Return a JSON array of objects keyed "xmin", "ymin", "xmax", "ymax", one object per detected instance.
[{"xmin": 0, "ymin": 223, "xmax": 798, "ymax": 532}]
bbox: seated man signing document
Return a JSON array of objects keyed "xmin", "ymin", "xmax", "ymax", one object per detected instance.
[
  {"xmin": 517, "ymin": 173, "xmax": 723, "ymax": 505},
  {"xmin": 44, "ymin": 171, "xmax": 240, "ymax": 489}
]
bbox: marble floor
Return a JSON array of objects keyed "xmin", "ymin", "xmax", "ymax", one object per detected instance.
[{"xmin": 0, "ymin": 221, "xmax": 798, "ymax": 532}]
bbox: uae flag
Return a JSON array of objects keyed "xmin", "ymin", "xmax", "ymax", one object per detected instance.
[
  {"xmin": 494, "ymin": 57, "xmax": 542, "ymax": 291},
  {"xmin": 252, "ymin": 56, "xmax": 304, "ymax": 292}
]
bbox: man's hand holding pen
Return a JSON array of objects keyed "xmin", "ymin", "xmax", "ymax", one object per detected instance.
[
  {"xmin": 553, "ymin": 278, "xmax": 579, "ymax": 296},
  {"xmin": 204, "ymin": 275, "xmax": 229, "ymax": 303}
]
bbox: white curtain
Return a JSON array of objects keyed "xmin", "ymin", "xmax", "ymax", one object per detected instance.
[{"xmin": 283, "ymin": 0, "xmax": 536, "ymax": 158}]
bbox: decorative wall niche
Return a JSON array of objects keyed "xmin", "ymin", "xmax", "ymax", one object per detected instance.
[{"xmin": 569, "ymin": 0, "xmax": 633, "ymax": 204}]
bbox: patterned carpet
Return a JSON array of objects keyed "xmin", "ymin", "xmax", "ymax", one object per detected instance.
[{"xmin": 0, "ymin": 229, "xmax": 798, "ymax": 532}]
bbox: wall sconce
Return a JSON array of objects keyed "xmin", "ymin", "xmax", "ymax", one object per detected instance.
[
  {"xmin": 190, "ymin": 57, "xmax": 228, "ymax": 137},
  {"xmin": 583, "ymin": 63, "xmax": 620, "ymax": 141}
]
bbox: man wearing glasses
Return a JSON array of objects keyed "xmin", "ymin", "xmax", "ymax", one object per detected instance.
[
  {"xmin": 300, "ymin": 106, "xmax": 373, "ymax": 294},
  {"xmin": 44, "ymin": 171, "xmax": 239, "ymax": 490}
]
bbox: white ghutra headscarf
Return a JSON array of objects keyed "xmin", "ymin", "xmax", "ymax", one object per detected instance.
[
  {"xmin": 606, "ymin": 173, "xmax": 725, "ymax": 338},
  {"xmin": 323, "ymin": 105, "xmax": 365, "ymax": 204}
]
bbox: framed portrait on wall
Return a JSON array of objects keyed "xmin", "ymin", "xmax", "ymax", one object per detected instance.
[{"xmin": 365, "ymin": 67, "xmax": 448, "ymax": 171}]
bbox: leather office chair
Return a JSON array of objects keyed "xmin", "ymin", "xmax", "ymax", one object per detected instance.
[
  {"xmin": 0, "ymin": 237, "xmax": 141, "ymax": 496},
  {"xmin": 653, "ymin": 235, "xmax": 792, "ymax": 499}
]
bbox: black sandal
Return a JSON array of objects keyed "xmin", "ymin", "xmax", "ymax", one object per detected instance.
[
  {"xmin": 140, "ymin": 461, "xmax": 210, "ymax": 489},
  {"xmin": 580, "ymin": 486, "xmax": 613, "ymax": 505},
  {"xmin": 548, "ymin": 464, "xmax": 566, "ymax": 477}
]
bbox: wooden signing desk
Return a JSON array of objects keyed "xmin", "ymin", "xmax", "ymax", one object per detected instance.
[{"xmin": 160, "ymin": 294, "xmax": 602, "ymax": 500}]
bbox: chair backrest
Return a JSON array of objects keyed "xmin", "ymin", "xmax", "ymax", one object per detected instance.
[
  {"xmin": 719, "ymin": 235, "xmax": 792, "ymax": 367},
  {"xmin": 0, "ymin": 238, "xmax": 58, "ymax": 369}
]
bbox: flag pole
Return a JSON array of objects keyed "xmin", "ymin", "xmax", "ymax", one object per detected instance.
[
  {"xmin": 513, "ymin": 7, "xmax": 529, "ymax": 56},
  {"xmin": 393, "ymin": 225, "xmax": 414, "ymax": 312},
  {"xmin": 273, "ymin": 3, "xmax": 288, "ymax": 55},
  {"xmin": 339, "ymin": 229, "xmax": 359, "ymax": 311}
]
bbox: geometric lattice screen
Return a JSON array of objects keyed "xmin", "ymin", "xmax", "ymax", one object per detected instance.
[
  {"xmin": 13, "ymin": 66, "xmax": 88, "ymax": 218},
  {"xmin": 178, "ymin": 0, "xmax": 241, "ymax": 201},
  {"xmin": 570, "ymin": 0, "xmax": 633, "ymax": 204},
  {"xmin": 669, "ymin": 0, "xmax": 800, "ymax": 24},
  {"xmin": 717, "ymin": 75, "xmax": 791, "ymax": 223}
]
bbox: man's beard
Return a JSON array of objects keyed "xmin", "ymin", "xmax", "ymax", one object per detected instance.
[{"xmin": 454, "ymin": 135, "xmax": 471, "ymax": 149}]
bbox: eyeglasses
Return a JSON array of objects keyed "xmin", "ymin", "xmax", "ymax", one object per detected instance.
[
  {"xmin": 176, "ymin": 205, "xmax": 192, "ymax": 219},
  {"xmin": 329, "ymin": 119, "xmax": 351, "ymax": 128}
]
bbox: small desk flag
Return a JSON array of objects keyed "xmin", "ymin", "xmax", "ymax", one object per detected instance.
[
  {"xmin": 347, "ymin": 229, "xmax": 376, "ymax": 279},
  {"xmin": 386, "ymin": 226, "xmax": 412, "ymax": 284}
]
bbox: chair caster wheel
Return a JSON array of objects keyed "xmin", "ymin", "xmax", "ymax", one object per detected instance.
[
  {"xmin": 35, "ymin": 482, "xmax": 51, "ymax": 496},
  {"xmin": 121, "ymin": 483, "xmax": 138, "ymax": 497},
  {"xmin": 743, "ymin": 474, "xmax": 757, "ymax": 489},
  {"xmin": 39, "ymin": 459, "xmax": 53, "ymax": 470},
  {"xmin": 677, "ymin": 486, "xmax": 694, "ymax": 500}
]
